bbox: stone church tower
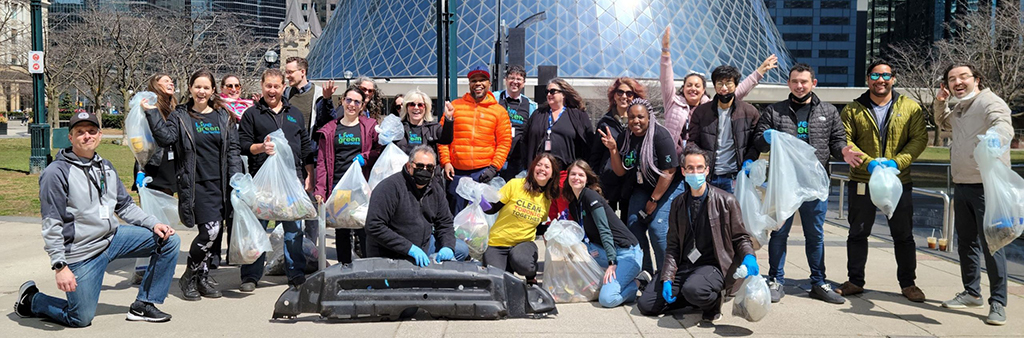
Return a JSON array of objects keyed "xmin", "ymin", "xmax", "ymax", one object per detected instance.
[{"xmin": 279, "ymin": 0, "xmax": 322, "ymax": 63}]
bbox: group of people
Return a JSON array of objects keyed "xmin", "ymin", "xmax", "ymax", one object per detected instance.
[{"xmin": 13, "ymin": 26, "xmax": 1015, "ymax": 328}]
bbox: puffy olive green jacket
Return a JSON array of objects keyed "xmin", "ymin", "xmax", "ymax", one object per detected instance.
[{"xmin": 840, "ymin": 91, "xmax": 928, "ymax": 183}]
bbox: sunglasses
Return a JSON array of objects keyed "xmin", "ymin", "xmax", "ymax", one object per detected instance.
[
  {"xmin": 343, "ymin": 98, "xmax": 363, "ymax": 106},
  {"xmin": 546, "ymin": 88, "xmax": 563, "ymax": 95},
  {"xmin": 360, "ymin": 87, "xmax": 376, "ymax": 94},
  {"xmin": 412, "ymin": 163, "xmax": 436, "ymax": 171},
  {"xmin": 613, "ymin": 89, "xmax": 635, "ymax": 98},
  {"xmin": 869, "ymin": 72, "xmax": 893, "ymax": 81},
  {"xmin": 406, "ymin": 102, "xmax": 425, "ymax": 108},
  {"xmin": 224, "ymin": 84, "xmax": 241, "ymax": 89}
]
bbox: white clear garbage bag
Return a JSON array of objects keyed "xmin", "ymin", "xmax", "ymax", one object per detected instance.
[
  {"xmin": 731, "ymin": 265, "xmax": 771, "ymax": 322},
  {"xmin": 229, "ymin": 173, "xmax": 272, "ymax": 265},
  {"xmin": 324, "ymin": 159, "xmax": 370, "ymax": 229},
  {"xmin": 542, "ymin": 220, "xmax": 604, "ymax": 303},
  {"xmin": 974, "ymin": 130, "xmax": 1024, "ymax": 253},
  {"xmin": 375, "ymin": 114, "xmax": 405, "ymax": 145},
  {"xmin": 453, "ymin": 177, "xmax": 501, "ymax": 260},
  {"xmin": 762, "ymin": 132, "xmax": 830, "ymax": 226},
  {"xmin": 135, "ymin": 176, "xmax": 181, "ymax": 273},
  {"xmin": 368, "ymin": 143, "xmax": 409, "ymax": 190},
  {"xmin": 485, "ymin": 177, "xmax": 506, "ymax": 225},
  {"xmin": 736, "ymin": 159, "xmax": 775, "ymax": 248},
  {"xmin": 868, "ymin": 162, "xmax": 902, "ymax": 219},
  {"xmin": 250, "ymin": 129, "xmax": 317, "ymax": 221},
  {"xmin": 125, "ymin": 91, "xmax": 159, "ymax": 164}
]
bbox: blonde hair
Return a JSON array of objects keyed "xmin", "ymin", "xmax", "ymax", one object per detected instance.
[{"xmin": 399, "ymin": 89, "xmax": 434, "ymax": 123}]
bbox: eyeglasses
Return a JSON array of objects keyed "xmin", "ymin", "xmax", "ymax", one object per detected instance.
[
  {"xmin": 714, "ymin": 81, "xmax": 736, "ymax": 89},
  {"xmin": 224, "ymin": 84, "xmax": 241, "ymax": 89},
  {"xmin": 360, "ymin": 87, "xmax": 375, "ymax": 94},
  {"xmin": 682, "ymin": 165, "xmax": 706, "ymax": 173},
  {"xmin": 546, "ymin": 88, "xmax": 563, "ymax": 95},
  {"xmin": 947, "ymin": 73, "xmax": 974, "ymax": 83},
  {"xmin": 406, "ymin": 102, "xmax": 425, "ymax": 108},
  {"xmin": 869, "ymin": 72, "xmax": 893, "ymax": 81},
  {"xmin": 506, "ymin": 76, "xmax": 524, "ymax": 83},
  {"xmin": 613, "ymin": 89, "xmax": 635, "ymax": 98},
  {"xmin": 412, "ymin": 163, "xmax": 436, "ymax": 171},
  {"xmin": 343, "ymin": 98, "xmax": 363, "ymax": 106}
]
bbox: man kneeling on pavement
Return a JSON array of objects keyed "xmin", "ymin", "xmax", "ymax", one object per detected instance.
[
  {"xmin": 364, "ymin": 145, "xmax": 469, "ymax": 265},
  {"xmin": 15, "ymin": 112, "xmax": 180, "ymax": 326},
  {"xmin": 637, "ymin": 146, "xmax": 758, "ymax": 322}
]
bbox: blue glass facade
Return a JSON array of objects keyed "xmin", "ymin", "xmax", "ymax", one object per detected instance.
[
  {"xmin": 307, "ymin": 0, "xmax": 795, "ymax": 83},
  {"xmin": 764, "ymin": 0, "xmax": 863, "ymax": 87}
]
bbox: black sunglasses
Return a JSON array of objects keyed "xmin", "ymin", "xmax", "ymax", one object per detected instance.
[
  {"xmin": 412, "ymin": 163, "xmax": 436, "ymax": 171},
  {"xmin": 613, "ymin": 89, "xmax": 635, "ymax": 98},
  {"xmin": 546, "ymin": 88, "xmax": 563, "ymax": 95}
]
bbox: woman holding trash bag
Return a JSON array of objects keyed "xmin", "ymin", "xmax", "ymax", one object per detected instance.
[
  {"xmin": 144, "ymin": 69, "xmax": 243, "ymax": 301},
  {"xmin": 563, "ymin": 159, "xmax": 646, "ymax": 307},
  {"xmin": 314, "ymin": 86, "xmax": 381, "ymax": 264},
  {"xmin": 482, "ymin": 153, "xmax": 561, "ymax": 284},
  {"xmin": 394, "ymin": 89, "xmax": 454, "ymax": 155},
  {"xmin": 598, "ymin": 98, "xmax": 680, "ymax": 276},
  {"xmin": 589, "ymin": 77, "xmax": 647, "ymax": 214}
]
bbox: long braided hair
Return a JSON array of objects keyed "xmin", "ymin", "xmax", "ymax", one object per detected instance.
[{"xmin": 620, "ymin": 98, "xmax": 666, "ymax": 184}]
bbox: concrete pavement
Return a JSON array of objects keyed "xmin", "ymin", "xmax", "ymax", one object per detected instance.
[{"xmin": 2, "ymin": 216, "xmax": 1022, "ymax": 337}]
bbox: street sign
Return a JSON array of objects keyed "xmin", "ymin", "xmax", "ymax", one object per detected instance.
[{"xmin": 28, "ymin": 51, "xmax": 44, "ymax": 74}]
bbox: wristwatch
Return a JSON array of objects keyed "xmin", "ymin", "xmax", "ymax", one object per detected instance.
[
  {"xmin": 649, "ymin": 196, "xmax": 660, "ymax": 203},
  {"xmin": 52, "ymin": 262, "xmax": 67, "ymax": 271}
]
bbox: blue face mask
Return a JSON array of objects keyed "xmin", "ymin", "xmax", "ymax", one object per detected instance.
[{"xmin": 685, "ymin": 173, "xmax": 706, "ymax": 190}]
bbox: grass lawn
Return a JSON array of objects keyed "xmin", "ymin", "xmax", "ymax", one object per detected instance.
[
  {"xmin": 0, "ymin": 137, "xmax": 137, "ymax": 217},
  {"xmin": 916, "ymin": 146, "xmax": 1024, "ymax": 163}
]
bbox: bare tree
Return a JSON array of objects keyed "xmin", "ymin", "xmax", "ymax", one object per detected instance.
[
  {"xmin": 935, "ymin": 3, "xmax": 1024, "ymax": 108},
  {"xmin": 888, "ymin": 42, "xmax": 946, "ymax": 145}
]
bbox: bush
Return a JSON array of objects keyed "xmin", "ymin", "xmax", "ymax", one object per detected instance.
[{"xmin": 101, "ymin": 113, "xmax": 124, "ymax": 129}]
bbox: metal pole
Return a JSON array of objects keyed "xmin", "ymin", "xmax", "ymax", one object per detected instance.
[
  {"xmin": 447, "ymin": 0, "xmax": 459, "ymax": 98},
  {"xmin": 838, "ymin": 180, "xmax": 846, "ymax": 220},
  {"xmin": 436, "ymin": 0, "xmax": 446, "ymax": 108},
  {"xmin": 29, "ymin": 0, "xmax": 49, "ymax": 174}
]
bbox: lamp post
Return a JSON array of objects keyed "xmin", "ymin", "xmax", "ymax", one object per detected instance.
[
  {"xmin": 344, "ymin": 70, "xmax": 353, "ymax": 88},
  {"xmin": 264, "ymin": 50, "xmax": 279, "ymax": 69},
  {"xmin": 28, "ymin": 0, "xmax": 48, "ymax": 173}
]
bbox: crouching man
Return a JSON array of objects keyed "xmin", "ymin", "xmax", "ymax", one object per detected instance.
[
  {"xmin": 15, "ymin": 112, "xmax": 180, "ymax": 326},
  {"xmin": 637, "ymin": 147, "xmax": 757, "ymax": 323}
]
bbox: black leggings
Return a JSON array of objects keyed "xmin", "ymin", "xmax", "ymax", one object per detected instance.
[
  {"xmin": 335, "ymin": 228, "xmax": 367, "ymax": 264},
  {"xmin": 188, "ymin": 220, "xmax": 222, "ymax": 272}
]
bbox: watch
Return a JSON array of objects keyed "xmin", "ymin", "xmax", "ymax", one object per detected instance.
[
  {"xmin": 649, "ymin": 196, "xmax": 660, "ymax": 203},
  {"xmin": 52, "ymin": 262, "xmax": 67, "ymax": 271}
]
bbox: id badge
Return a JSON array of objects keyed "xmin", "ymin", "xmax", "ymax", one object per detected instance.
[
  {"xmin": 687, "ymin": 247, "xmax": 701, "ymax": 263},
  {"xmin": 167, "ymin": 151, "xmax": 174, "ymax": 160},
  {"xmin": 544, "ymin": 139, "xmax": 551, "ymax": 151},
  {"xmin": 510, "ymin": 126, "xmax": 515, "ymax": 138},
  {"xmin": 100, "ymin": 206, "xmax": 112, "ymax": 220},
  {"xmin": 857, "ymin": 182, "xmax": 866, "ymax": 196},
  {"xmin": 636, "ymin": 171, "xmax": 643, "ymax": 184}
]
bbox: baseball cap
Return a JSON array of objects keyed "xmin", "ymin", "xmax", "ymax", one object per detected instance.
[
  {"xmin": 69, "ymin": 112, "xmax": 100, "ymax": 129},
  {"xmin": 467, "ymin": 64, "xmax": 491, "ymax": 80}
]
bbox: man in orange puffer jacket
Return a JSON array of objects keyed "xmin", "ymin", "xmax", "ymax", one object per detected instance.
[{"xmin": 439, "ymin": 65, "xmax": 513, "ymax": 213}]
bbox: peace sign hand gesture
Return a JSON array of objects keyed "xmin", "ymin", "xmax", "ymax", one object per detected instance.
[{"xmin": 598, "ymin": 126, "xmax": 618, "ymax": 151}]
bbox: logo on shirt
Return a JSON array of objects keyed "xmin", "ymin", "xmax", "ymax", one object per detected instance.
[
  {"xmin": 408, "ymin": 131, "xmax": 423, "ymax": 145},
  {"xmin": 194, "ymin": 121, "xmax": 221, "ymax": 134},
  {"xmin": 796, "ymin": 121, "xmax": 809, "ymax": 141},
  {"xmin": 287, "ymin": 115, "xmax": 298, "ymax": 123},
  {"xmin": 509, "ymin": 110, "xmax": 526, "ymax": 125},
  {"xmin": 623, "ymin": 149, "xmax": 637, "ymax": 168},
  {"xmin": 337, "ymin": 132, "xmax": 360, "ymax": 145}
]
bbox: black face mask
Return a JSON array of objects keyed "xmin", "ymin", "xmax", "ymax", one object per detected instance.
[
  {"xmin": 789, "ymin": 92, "xmax": 812, "ymax": 103},
  {"xmin": 412, "ymin": 168, "xmax": 434, "ymax": 186},
  {"xmin": 715, "ymin": 92, "xmax": 735, "ymax": 104}
]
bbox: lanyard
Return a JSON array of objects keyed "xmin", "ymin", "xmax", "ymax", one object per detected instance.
[{"xmin": 546, "ymin": 107, "xmax": 565, "ymax": 139}]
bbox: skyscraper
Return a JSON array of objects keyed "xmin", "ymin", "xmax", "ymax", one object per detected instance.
[{"xmin": 764, "ymin": 0, "xmax": 866, "ymax": 87}]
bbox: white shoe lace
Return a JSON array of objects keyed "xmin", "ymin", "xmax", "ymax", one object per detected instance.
[{"xmin": 819, "ymin": 284, "xmax": 835, "ymax": 293}]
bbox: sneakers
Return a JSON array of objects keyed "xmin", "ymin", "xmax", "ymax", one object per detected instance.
[
  {"xmin": 636, "ymin": 271, "xmax": 653, "ymax": 290},
  {"xmin": 767, "ymin": 279, "xmax": 784, "ymax": 303},
  {"xmin": 986, "ymin": 302, "xmax": 1007, "ymax": 326},
  {"xmin": 941, "ymin": 291, "xmax": 984, "ymax": 309},
  {"xmin": 836, "ymin": 281, "xmax": 864, "ymax": 297},
  {"xmin": 126, "ymin": 300, "xmax": 171, "ymax": 322},
  {"xmin": 901, "ymin": 285, "xmax": 926, "ymax": 303},
  {"xmin": 810, "ymin": 283, "xmax": 846, "ymax": 304},
  {"xmin": 239, "ymin": 282, "xmax": 256, "ymax": 292},
  {"xmin": 14, "ymin": 280, "xmax": 38, "ymax": 318}
]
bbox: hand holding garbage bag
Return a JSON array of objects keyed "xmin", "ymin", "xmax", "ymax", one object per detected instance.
[
  {"xmin": 868, "ymin": 158, "xmax": 902, "ymax": 219},
  {"xmin": 228, "ymin": 173, "xmax": 273, "ymax": 264},
  {"xmin": 974, "ymin": 129, "xmax": 1024, "ymax": 253},
  {"xmin": 453, "ymin": 178, "xmax": 501, "ymax": 259},
  {"xmin": 324, "ymin": 158, "xmax": 371, "ymax": 229},
  {"xmin": 126, "ymin": 91, "xmax": 159, "ymax": 164},
  {"xmin": 369, "ymin": 115, "xmax": 408, "ymax": 189},
  {"xmin": 731, "ymin": 264, "xmax": 771, "ymax": 322},
  {"xmin": 250, "ymin": 129, "xmax": 317, "ymax": 221},
  {"xmin": 736, "ymin": 159, "xmax": 774, "ymax": 248},
  {"xmin": 762, "ymin": 132, "xmax": 829, "ymax": 226}
]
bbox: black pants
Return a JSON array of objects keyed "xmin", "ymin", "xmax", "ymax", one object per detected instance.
[
  {"xmin": 189, "ymin": 220, "xmax": 222, "ymax": 272},
  {"xmin": 637, "ymin": 265, "xmax": 723, "ymax": 316},
  {"xmin": 846, "ymin": 181, "xmax": 917, "ymax": 288},
  {"xmin": 483, "ymin": 242, "xmax": 538, "ymax": 279},
  {"xmin": 335, "ymin": 229, "xmax": 367, "ymax": 264},
  {"xmin": 954, "ymin": 184, "xmax": 1008, "ymax": 306}
]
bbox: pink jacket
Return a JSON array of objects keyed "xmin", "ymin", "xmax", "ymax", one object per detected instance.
[{"xmin": 661, "ymin": 54, "xmax": 762, "ymax": 155}]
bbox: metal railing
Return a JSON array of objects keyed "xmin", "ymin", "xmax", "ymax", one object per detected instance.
[{"xmin": 829, "ymin": 174, "xmax": 955, "ymax": 253}]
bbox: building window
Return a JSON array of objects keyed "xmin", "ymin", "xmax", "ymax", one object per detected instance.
[
  {"xmin": 790, "ymin": 49, "xmax": 812, "ymax": 58},
  {"xmin": 301, "ymin": 4, "xmax": 307, "ymax": 10},
  {"xmin": 784, "ymin": 0, "xmax": 813, "ymax": 8},
  {"xmin": 783, "ymin": 33, "xmax": 812, "ymax": 41},
  {"xmin": 330, "ymin": 4, "xmax": 336, "ymax": 10},
  {"xmin": 783, "ymin": 16, "xmax": 813, "ymax": 25},
  {"xmin": 819, "ymin": 66, "xmax": 849, "ymax": 74},
  {"xmin": 821, "ymin": 1, "xmax": 850, "ymax": 9},
  {"xmin": 819, "ymin": 50, "xmax": 848, "ymax": 58},
  {"xmin": 819, "ymin": 33, "xmax": 849, "ymax": 41},
  {"xmin": 820, "ymin": 17, "xmax": 850, "ymax": 25}
]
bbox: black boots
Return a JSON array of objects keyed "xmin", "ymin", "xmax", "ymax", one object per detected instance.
[{"xmin": 179, "ymin": 267, "xmax": 221, "ymax": 301}]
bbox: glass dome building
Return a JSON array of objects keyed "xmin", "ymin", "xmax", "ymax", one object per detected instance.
[{"xmin": 307, "ymin": 0, "xmax": 794, "ymax": 83}]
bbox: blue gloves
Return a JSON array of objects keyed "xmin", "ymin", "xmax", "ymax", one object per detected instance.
[
  {"xmin": 436, "ymin": 247, "xmax": 455, "ymax": 262},
  {"xmin": 135, "ymin": 173, "xmax": 147, "ymax": 188},
  {"xmin": 353, "ymin": 154, "xmax": 366, "ymax": 167},
  {"xmin": 742, "ymin": 159, "xmax": 754, "ymax": 175},
  {"xmin": 741, "ymin": 254, "xmax": 758, "ymax": 277},
  {"xmin": 763, "ymin": 129, "xmax": 776, "ymax": 144},
  {"xmin": 987, "ymin": 136, "xmax": 1001, "ymax": 150},
  {"xmin": 408, "ymin": 246, "xmax": 430, "ymax": 267},
  {"xmin": 867, "ymin": 158, "xmax": 898, "ymax": 174},
  {"xmin": 662, "ymin": 281, "xmax": 677, "ymax": 304}
]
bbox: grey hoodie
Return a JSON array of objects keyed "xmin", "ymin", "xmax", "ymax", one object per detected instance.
[{"xmin": 39, "ymin": 149, "xmax": 158, "ymax": 265}]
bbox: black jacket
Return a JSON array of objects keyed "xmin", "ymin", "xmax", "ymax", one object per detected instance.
[
  {"xmin": 521, "ymin": 106, "xmax": 594, "ymax": 167},
  {"xmin": 686, "ymin": 99, "xmax": 761, "ymax": 176},
  {"xmin": 239, "ymin": 99, "xmax": 314, "ymax": 179},
  {"xmin": 394, "ymin": 118, "xmax": 454, "ymax": 154},
  {"xmin": 567, "ymin": 188, "xmax": 637, "ymax": 265},
  {"xmin": 753, "ymin": 93, "xmax": 846, "ymax": 171},
  {"xmin": 147, "ymin": 104, "xmax": 243, "ymax": 227},
  {"xmin": 364, "ymin": 169, "xmax": 455, "ymax": 260},
  {"xmin": 589, "ymin": 110, "xmax": 627, "ymax": 203}
]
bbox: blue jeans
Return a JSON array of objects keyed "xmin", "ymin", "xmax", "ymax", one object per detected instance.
[
  {"xmin": 31, "ymin": 226, "xmax": 180, "ymax": 327},
  {"xmin": 241, "ymin": 220, "xmax": 306, "ymax": 285},
  {"xmin": 767, "ymin": 199, "xmax": 827, "ymax": 286},
  {"xmin": 626, "ymin": 180, "xmax": 684, "ymax": 274},
  {"xmin": 709, "ymin": 174, "xmax": 734, "ymax": 194},
  {"xmin": 427, "ymin": 236, "xmax": 471, "ymax": 261},
  {"xmin": 587, "ymin": 243, "xmax": 643, "ymax": 307}
]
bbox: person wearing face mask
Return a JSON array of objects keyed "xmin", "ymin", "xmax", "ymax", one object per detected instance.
[
  {"xmin": 394, "ymin": 89, "xmax": 454, "ymax": 155},
  {"xmin": 364, "ymin": 145, "xmax": 463, "ymax": 266},
  {"xmin": 933, "ymin": 63, "xmax": 1014, "ymax": 325},
  {"xmin": 837, "ymin": 60, "xmax": 928, "ymax": 304},
  {"xmin": 685, "ymin": 65, "xmax": 762, "ymax": 194},
  {"xmin": 145, "ymin": 69, "xmax": 243, "ymax": 300},
  {"xmin": 313, "ymin": 86, "xmax": 382, "ymax": 265},
  {"xmin": 636, "ymin": 146, "xmax": 757, "ymax": 323},
  {"xmin": 494, "ymin": 65, "xmax": 538, "ymax": 181},
  {"xmin": 598, "ymin": 99, "xmax": 679, "ymax": 276},
  {"xmin": 483, "ymin": 153, "xmax": 561, "ymax": 284},
  {"xmin": 659, "ymin": 26, "xmax": 776, "ymax": 157},
  {"xmin": 590, "ymin": 77, "xmax": 647, "ymax": 214},
  {"xmin": 563, "ymin": 160, "xmax": 647, "ymax": 308},
  {"xmin": 751, "ymin": 64, "xmax": 847, "ymax": 305}
]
